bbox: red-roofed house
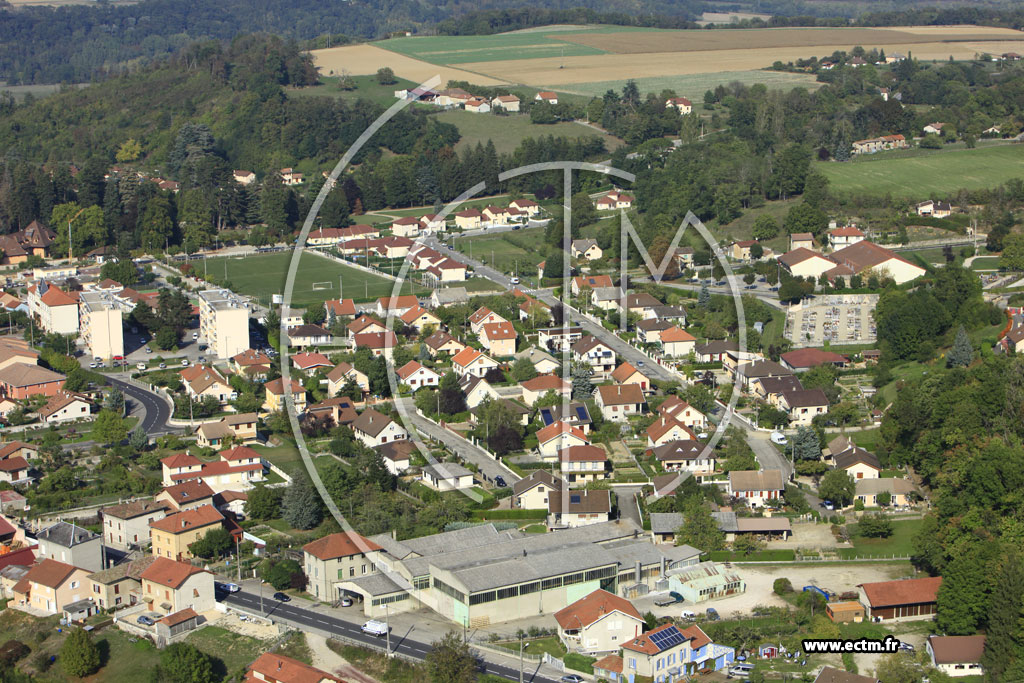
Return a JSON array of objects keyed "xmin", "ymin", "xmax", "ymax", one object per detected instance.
[
  {"xmin": 303, "ymin": 531, "xmax": 383, "ymax": 601},
  {"xmin": 468, "ymin": 307, "xmax": 507, "ymax": 335},
  {"xmin": 611, "ymin": 362, "xmax": 653, "ymax": 393},
  {"xmin": 149, "ymin": 505, "xmax": 231, "ymax": 561},
  {"xmin": 11, "ymin": 558, "xmax": 89, "ymax": 615},
  {"xmin": 554, "ymin": 589, "xmax": 643, "ymax": 653},
  {"xmin": 665, "ymin": 96, "xmax": 692, "ymax": 114},
  {"xmin": 520, "ymin": 374, "xmax": 570, "ymax": 406},
  {"xmin": 396, "ymin": 361, "xmax": 441, "ymax": 389},
  {"xmin": 399, "ymin": 305, "xmax": 441, "ymax": 332},
  {"xmin": 245, "ymin": 653, "xmax": 345, "ymax": 683},
  {"xmin": 559, "ymin": 445, "xmax": 609, "ymax": 485},
  {"xmin": 291, "ymin": 352, "xmax": 333, "ymax": 375},
  {"xmin": 391, "ymin": 217, "xmax": 423, "ymax": 238},
  {"xmin": 595, "ymin": 384, "xmax": 647, "ymax": 422},
  {"xmin": 780, "ymin": 348, "xmax": 848, "ymax": 372},
  {"xmin": 828, "ymin": 225, "xmax": 866, "ymax": 250},
  {"xmin": 353, "ymin": 330, "xmax": 398, "ymax": 359},
  {"xmin": 646, "ymin": 417, "xmax": 697, "ymax": 448},
  {"xmin": 324, "ymin": 298, "xmax": 357, "ymax": 319},
  {"xmin": 140, "ymin": 557, "xmax": 215, "ymax": 615},
  {"xmin": 538, "ymin": 421, "xmax": 590, "ymax": 460},
  {"xmin": 264, "ymin": 377, "xmax": 307, "ymax": 413},
  {"xmin": 452, "ymin": 348, "xmax": 499, "ymax": 378},
  {"xmin": 661, "ymin": 327, "xmax": 696, "ymax": 357}
]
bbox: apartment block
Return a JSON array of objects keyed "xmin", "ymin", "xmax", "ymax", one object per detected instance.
[
  {"xmin": 197, "ymin": 289, "xmax": 250, "ymax": 359},
  {"xmin": 78, "ymin": 291, "xmax": 125, "ymax": 360}
]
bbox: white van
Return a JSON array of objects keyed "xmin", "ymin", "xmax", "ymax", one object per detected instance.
[
  {"xmin": 361, "ymin": 620, "xmax": 390, "ymax": 637},
  {"xmin": 770, "ymin": 431, "xmax": 788, "ymax": 445},
  {"xmin": 729, "ymin": 664, "xmax": 754, "ymax": 677},
  {"xmin": 680, "ymin": 610, "xmax": 696, "ymax": 619}
]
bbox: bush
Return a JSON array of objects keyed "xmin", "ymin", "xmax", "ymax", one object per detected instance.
[
  {"xmin": 773, "ymin": 578, "xmax": 794, "ymax": 595},
  {"xmin": 857, "ymin": 513, "xmax": 894, "ymax": 538},
  {"xmin": 0, "ymin": 640, "xmax": 30, "ymax": 667}
]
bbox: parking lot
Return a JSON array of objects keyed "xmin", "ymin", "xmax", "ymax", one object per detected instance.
[{"xmin": 784, "ymin": 294, "xmax": 879, "ymax": 347}]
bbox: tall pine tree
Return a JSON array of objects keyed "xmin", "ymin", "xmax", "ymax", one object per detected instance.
[{"xmin": 982, "ymin": 550, "xmax": 1024, "ymax": 678}]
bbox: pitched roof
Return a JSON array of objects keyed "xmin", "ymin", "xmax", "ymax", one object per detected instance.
[
  {"xmin": 423, "ymin": 330, "xmax": 459, "ymax": 350},
  {"xmin": 521, "ymin": 374, "xmax": 569, "ymax": 393},
  {"xmin": 778, "ymin": 247, "xmax": 829, "ymax": 267},
  {"xmin": 452, "ymin": 347, "xmax": 491, "ymax": 368},
  {"xmin": 548, "ymin": 489, "xmax": 611, "ymax": 515},
  {"xmin": 592, "ymin": 655, "xmax": 623, "ymax": 674},
  {"xmin": 399, "ymin": 304, "xmax": 437, "ymax": 324},
  {"xmin": 87, "ymin": 554, "xmax": 159, "ymax": 584},
  {"xmin": 559, "ymin": 445, "xmax": 607, "ymax": 463},
  {"xmin": 24, "ymin": 558, "xmax": 78, "ymax": 588},
  {"xmin": 232, "ymin": 348, "xmax": 271, "ymax": 366},
  {"xmin": 348, "ymin": 314, "xmax": 384, "ymax": 334},
  {"xmin": 39, "ymin": 286, "xmax": 77, "ymax": 307},
  {"xmin": 140, "ymin": 556, "xmax": 208, "ymax": 588},
  {"xmin": 326, "ymin": 362, "xmax": 361, "ymax": 383},
  {"xmin": 623, "ymin": 623, "xmax": 692, "ymax": 655},
  {"xmin": 651, "ymin": 440, "xmax": 704, "ymax": 462},
  {"xmin": 646, "ymin": 417, "xmax": 697, "ymax": 443},
  {"xmin": 829, "ymin": 240, "xmax": 920, "ymax": 274},
  {"xmin": 512, "ymin": 469, "xmax": 564, "ymax": 497},
  {"xmin": 573, "ymin": 275, "xmax": 613, "ymax": 290},
  {"xmin": 661, "ymin": 327, "xmax": 696, "ymax": 343},
  {"xmin": 829, "ymin": 225, "xmax": 865, "ymax": 237},
  {"xmin": 265, "ymin": 377, "xmax": 304, "ymax": 395},
  {"xmin": 304, "ymin": 531, "xmax": 382, "ymax": 560},
  {"xmin": 571, "ymin": 334, "xmax": 609, "ymax": 355},
  {"xmin": 927, "ymin": 635, "xmax": 985, "ymax": 664},
  {"xmin": 858, "ymin": 576, "xmax": 942, "ymax": 607},
  {"xmin": 352, "ymin": 330, "xmax": 398, "ymax": 350},
  {"xmin": 325, "ymin": 299, "xmax": 357, "ymax": 317},
  {"xmin": 291, "ymin": 352, "xmax": 332, "ymax": 370},
  {"xmin": 536, "ymin": 420, "xmax": 588, "ymax": 445},
  {"xmin": 161, "ymin": 479, "xmax": 215, "ymax": 505},
  {"xmin": 38, "ymin": 520, "xmax": 98, "ymax": 547},
  {"xmin": 0, "ymin": 456, "xmax": 27, "ymax": 472},
  {"xmin": 377, "ymin": 295, "xmax": 418, "ymax": 311},
  {"xmin": 246, "ymin": 652, "xmax": 344, "ymax": 683},
  {"xmin": 351, "ymin": 409, "xmax": 395, "ymax": 437},
  {"xmin": 287, "ymin": 324, "xmax": 330, "ymax": 339},
  {"xmin": 396, "ymin": 360, "xmax": 438, "ymax": 381},
  {"xmin": 0, "ymin": 363, "xmax": 65, "ymax": 388},
  {"xmin": 781, "ymin": 388, "xmax": 829, "ymax": 408},
  {"xmin": 482, "ymin": 321, "xmax": 517, "ymax": 341},
  {"xmin": 597, "ymin": 384, "xmax": 645, "ymax": 406},
  {"xmin": 149, "ymin": 504, "xmax": 223, "ymax": 534},
  {"xmin": 781, "ymin": 348, "xmax": 848, "ymax": 369},
  {"xmin": 220, "ymin": 445, "xmax": 262, "ymax": 462},
  {"xmin": 611, "ymin": 362, "xmax": 645, "ymax": 383},
  {"xmin": 554, "ymin": 589, "xmax": 642, "ymax": 629},
  {"xmin": 833, "ymin": 447, "xmax": 881, "ymax": 472},
  {"xmin": 729, "ymin": 469, "xmax": 784, "ymax": 492},
  {"xmin": 102, "ymin": 499, "xmax": 169, "ymax": 521}
]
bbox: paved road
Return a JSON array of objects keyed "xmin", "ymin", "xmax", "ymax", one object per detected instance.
[
  {"xmin": 615, "ymin": 486, "xmax": 643, "ymax": 527},
  {"xmin": 395, "ymin": 397, "xmax": 520, "ymax": 485},
  {"xmin": 223, "ymin": 590, "xmax": 556, "ymax": 683},
  {"xmin": 106, "ymin": 376, "xmax": 177, "ymax": 436}
]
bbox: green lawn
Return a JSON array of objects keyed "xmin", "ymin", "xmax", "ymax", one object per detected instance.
[
  {"xmin": 184, "ymin": 626, "xmax": 268, "ymax": 678},
  {"xmin": 205, "ymin": 250, "xmax": 427, "ymax": 307},
  {"xmin": 815, "ymin": 143, "xmax": 1024, "ymax": 198},
  {"xmin": 970, "ymin": 256, "xmax": 1001, "ymax": 271},
  {"xmin": 251, "ymin": 442, "xmax": 306, "ymax": 477},
  {"xmin": 288, "ymin": 74, "xmax": 418, "ymax": 107},
  {"xmin": 493, "ymin": 636, "xmax": 567, "ymax": 659},
  {"xmin": 434, "ymin": 109, "xmax": 623, "ymax": 155},
  {"xmin": 452, "ymin": 228, "xmax": 549, "ymax": 276},
  {"xmin": 850, "ymin": 428, "xmax": 882, "ymax": 452},
  {"xmin": 839, "ymin": 518, "xmax": 924, "ymax": 559}
]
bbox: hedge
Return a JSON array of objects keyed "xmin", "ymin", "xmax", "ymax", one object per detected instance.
[
  {"xmin": 708, "ymin": 549, "xmax": 796, "ymax": 562},
  {"xmin": 471, "ymin": 509, "xmax": 547, "ymax": 520}
]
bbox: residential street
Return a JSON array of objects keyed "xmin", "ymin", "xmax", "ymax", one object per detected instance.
[{"xmin": 395, "ymin": 397, "xmax": 520, "ymax": 485}]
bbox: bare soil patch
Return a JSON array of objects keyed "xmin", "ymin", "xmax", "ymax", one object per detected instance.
[{"xmin": 311, "ymin": 45, "xmax": 508, "ymax": 86}]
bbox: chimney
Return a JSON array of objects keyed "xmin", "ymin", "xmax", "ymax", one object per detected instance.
[{"xmin": 634, "ymin": 561, "xmax": 641, "ymax": 583}]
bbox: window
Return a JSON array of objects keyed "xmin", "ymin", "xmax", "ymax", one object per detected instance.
[
  {"xmin": 114, "ymin": 584, "xmax": 120, "ymax": 595},
  {"xmin": 70, "ymin": 581, "xmax": 78, "ymax": 589},
  {"xmin": 193, "ymin": 589, "xmax": 199, "ymax": 598},
  {"xmin": 93, "ymin": 585, "xmax": 100, "ymax": 595},
  {"xmin": 350, "ymin": 567, "xmax": 355, "ymax": 577}
]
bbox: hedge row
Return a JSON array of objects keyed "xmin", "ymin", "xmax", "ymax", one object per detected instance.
[{"xmin": 470, "ymin": 509, "xmax": 547, "ymax": 520}]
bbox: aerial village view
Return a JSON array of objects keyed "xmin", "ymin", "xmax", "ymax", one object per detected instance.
[{"xmin": 1, "ymin": 1, "xmax": 1024, "ymax": 682}]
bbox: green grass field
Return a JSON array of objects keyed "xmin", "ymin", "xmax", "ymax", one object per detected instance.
[
  {"xmin": 376, "ymin": 32, "xmax": 609, "ymax": 65},
  {"xmin": 840, "ymin": 518, "xmax": 924, "ymax": 559},
  {"xmin": 558, "ymin": 70, "xmax": 820, "ymax": 101},
  {"xmin": 288, "ymin": 74, "xmax": 418, "ymax": 107},
  {"xmin": 207, "ymin": 250, "xmax": 427, "ymax": 307},
  {"xmin": 452, "ymin": 229, "xmax": 549, "ymax": 275},
  {"xmin": 815, "ymin": 143, "xmax": 1024, "ymax": 198},
  {"xmin": 434, "ymin": 109, "xmax": 623, "ymax": 154},
  {"xmin": 970, "ymin": 256, "xmax": 1001, "ymax": 271}
]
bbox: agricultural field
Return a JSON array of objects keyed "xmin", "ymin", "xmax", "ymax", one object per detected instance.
[
  {"xmin": 434, "ymin": 109, "xmax": 623, "ymax": 154},
  {"xmin": 313, "ymin": 25, "xmax": 1024, "ymax": 107},
  {"xmin": 288, "ymin": 74, "xmax": 419, "ymax": 107},
  {"xmin": 814, "ymin": 143, "xmax": 1024, "ymax": 198},
  {"xmin": 205, "ymin": 250, "xmax": 428, "ymax": 308}
]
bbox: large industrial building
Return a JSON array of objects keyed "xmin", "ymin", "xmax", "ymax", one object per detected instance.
[{"xmin": 320, "ymin": 520, "xmax": 702, "ymax": 628}]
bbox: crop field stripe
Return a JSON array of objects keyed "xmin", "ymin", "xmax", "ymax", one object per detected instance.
[
  {"xmin": 554, "ymin": 71, "xmax": 821, "ymax": 99},
  {"xmin": 814, "ymin": 144, "xmax": 1024, "ymax": 198},
  {"xmin": 374, "ymin": 33, "xmax": 608, "ymax": 64}
]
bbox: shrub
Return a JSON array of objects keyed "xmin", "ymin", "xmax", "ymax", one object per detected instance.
[
  {"xmin": 0, "ymin": 640, "xmax": 30, "ymax": 667},
  {"xmin": 773, "ymin": 578, "xmax": 794, "ymax": 595}
]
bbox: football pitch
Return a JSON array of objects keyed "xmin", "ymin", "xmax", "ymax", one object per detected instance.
[{"xmin": 205, "ymin": 250, "xmax": 427, "ymax": 308}]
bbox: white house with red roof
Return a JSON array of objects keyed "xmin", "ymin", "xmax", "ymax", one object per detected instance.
[
  {"xmin": 160, "ymin": 448, "xmax": 265, "ymax": 493},
  {"xmin": 391, "ymin": 217, "xmax": 423, "ymax": 237},
  {"xmin": 245, "ymin": 653, "xmax": 344, "ymax": 683},
  {"xmin": 421, "ymin": 214, "xmax": 446, "ymax": 232},
  {"xmin": 353, "ymin": 330, "xmax": 398, "ymax": 359},
  {"xmin": 397, "ymin": 361, "xmax": 441, "ymax": 389},
  {"xmin": 347, "ymin": 314, "xmax": 386, "ymax": 339},
  {"xmin": 559, "ymin": 445, "xmax": 609, "ymax": 485},
  {"xmin": 291, "ymin": 351, "xmax": 333, "ymax": 375},
  {"xmin": 536, "ymin": 91, "xmax": 558, "ymax": 104},
  {"xmin": 537, "ymin": 421, "xmax": 590, "ymax": 459},
  {"xmin": 646, "ymin": 417, "xmax": 698, "ymax": 448},
  {"xmin": 827, "ymin": 225, "xmax": 866, "ymax": 250},
  {"xmin": 324, "ymin": 298, "xmax": 357, "ymax": 319},
  {"xmin": 376, "ymin": 295, "xmax": 419, "ymax": 318},
  {"xmin": 454, "ymin": 208, "xmax": 483, "ymax": 230},
  {"xmin": 595, "ymin": 191, "xmax": 633, "ymax": 211},
  {"xmin": 661, "ymin": 327, "xmax": 696, "ymax": 357},
  {"xmin": 520, "ymin": 374, "xmax": 570, "ymax": 406},
  {"xmin": 595, "ymin": 384, "xmax": 647, "ymax": 422},
  {"xmin": 554, "ymin": 589, "xmax": 643, "ymax": 654},
  {"xmin": 399, "ymin": 305, "xmax": 441, "ymax": 332},
  {"xmin": 614, "ymin": 621, "xmax": 735, "ymax": 679},
  {"xmin": 452, "ymin": 348, "xmax": 499, "ymax": 378},
  {"xmin": 657, "ymin": 396, "xmax": 708, "ymax": 432},
  {"xmin": 303, "ymin": 530, "xmax": 384, "ymax": 601},
  {"xmin": 665, "ymin": 96, "xmax": 692, "ymax": 114},
  {"xmin": 510, "ymin": 198, "xmax": 540, "ymax": 215}
]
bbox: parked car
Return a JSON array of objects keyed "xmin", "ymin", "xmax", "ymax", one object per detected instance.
[
  {"xmin": 728, "ymin": 663, "xmax": 753, "ymax": 677},
  {"xmin": 770, "ymin": 431, "xmax": 788, "ymax": 445},
  {"xmin": 136, "ymin": 615, "xmax": 155, "ymax": 626},
  {"xmin": 822, "ymin": 501, "xmax": 835, "ymax": 511},
  {"xmin": 510, "ymin": 277, "xmax": 520, "ymax": 285},
  {"xmin": 560, "ymin": 676, "xmax": 584, "ymax": 683},
  {"xmin": 93, "ymin": 356, "xmax": 102, "ymax": 363},
  {"xmin": 340, "ymin": 597, "xmax": 353, "ymax": 607},
  {"xmin": 706, "ymin": 607, "xmax": 720, "ymax": 621},
  {"xmin": 136, "ymin": 362, "xmax": 146, "ymax": 370},
  {"xmin": 681, "ymin": 610, "xmax": 696, "ymax": 619},
  {"xmin": 192, "ymin": 332, "xmax": 199, "ymax": 340},
  {"xmin": 273, "ymin": 592, "xmax": 290, "ymax": 602},
  {"xmin": 494, "ymin": 476, "xmax": 507, "ymax": 488},
  {"xmin": 89, "ymin": 362, "xmax": 98, "ymax": 369},
  {"xmin": 158, "ymin": 363, "xmax": 167, "ymax": 369},
  {"xmin": 180, "ymin": 359, "xmax": 189, "ymax": 366}
]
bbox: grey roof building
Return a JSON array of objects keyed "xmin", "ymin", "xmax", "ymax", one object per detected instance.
[{"xmin": 36, "ymin": 520, "xmax": 104, "ymax": 572}]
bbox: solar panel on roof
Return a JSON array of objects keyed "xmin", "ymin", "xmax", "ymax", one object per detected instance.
[
  {"xmin": 540, "ymin": 408, "xmax": 554, "ymax": 426},
  {"xmin": 570, "ymin": 495, "xmax": 581, "ymax": 503},
  {"xmin": 575, "ymin": 406, "xmax": 588, "ymax": 421},
  {"xmin": 648, "ymin": 626, "xmax": 686, "ymax": 651}
]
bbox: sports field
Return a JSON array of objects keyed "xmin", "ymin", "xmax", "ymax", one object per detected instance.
[
  {"xmin": 206, "ymin": 250, "xmax": 427, "ymax": 308},
  {"xmin": 814, "ymin": 143, "xmax": 1024, "ymax": 198},
  {"xmin": 435, "ymin": 109, "xmax": 623, "ymax": 154}
]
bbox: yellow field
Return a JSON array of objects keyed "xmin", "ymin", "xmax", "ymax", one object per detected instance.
[{"xmin": 311, "ymin": 44, "xmax": 509, "ymax": 86}]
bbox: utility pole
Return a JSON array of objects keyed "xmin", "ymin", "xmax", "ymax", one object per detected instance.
[
  {"xmin": 519, "ymin": 634, "xmax": 525, "ymax": 683},
  {"xmin": 385, "ymin": 603, "xmax": 391, "ymax": 658}
]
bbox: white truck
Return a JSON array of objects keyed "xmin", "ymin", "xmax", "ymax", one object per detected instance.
[{"xmin": 361, "ymin": 620, "xmax": 390, "ymax": 637}]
